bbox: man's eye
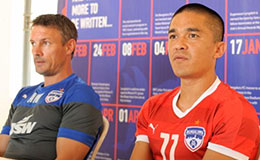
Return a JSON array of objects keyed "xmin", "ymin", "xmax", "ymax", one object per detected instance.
[
  {"xmin": 43, "ymin": 41, "xmax": 50, "ymax": 45},
  {"xmin": 189, "ymin": 34, "xmax": 199, "ymax": 38},
  {"xmin": 169, "ymin": 34, "xmax": 177, "ymax": 39},
  {"xmin": 30, "ymin": 42, "xmax": 36, "ymax": 46}
]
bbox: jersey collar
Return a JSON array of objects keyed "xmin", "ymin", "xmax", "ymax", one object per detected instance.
[{"xmin": 172, "ymin": 77, "xmax": 221, "ymax": 118}]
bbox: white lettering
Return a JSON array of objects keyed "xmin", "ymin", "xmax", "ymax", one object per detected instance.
[{"xmin": 10, "ymin": 115, "xmax": 37, "ymax": 135}]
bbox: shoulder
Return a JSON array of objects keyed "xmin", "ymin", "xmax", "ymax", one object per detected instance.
[
  {"xmin": 208, "ymin": 83, "xmax": 259, "ymax": 159},
  {"xmin": 63, "ymin": 75, "xmax": 102, "ymax": 110},
  {"xmin": 211, "ymin": 82, "xmax": 259, "ymax": 133},
  {"xmin": 16, "ymin": 83, "xmax": 42, "ymax": 95},
  {"xmin": 212, "ymin": 82, "xmax": 257, "ymax": 115},
  {"xmin": 68, "ymin": 75, "xmax": 99, "ymax": 99},
  {"xmin": 12, "ymin": 83, "xmax": 43, "ymax": 106}
]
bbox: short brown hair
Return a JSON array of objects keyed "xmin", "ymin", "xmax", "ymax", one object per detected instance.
[{"xmin": 32, "ymin": 14, "xmax": 78, "ymax": 57}]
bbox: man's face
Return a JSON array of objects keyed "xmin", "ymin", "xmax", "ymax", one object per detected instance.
[
  {"xmin": 168, "ymin": 11, "xmax": 221, "ymax": 79},
  {"xmin": 30, "ymin": 26, "xmax": 67, "ymax": 76}
]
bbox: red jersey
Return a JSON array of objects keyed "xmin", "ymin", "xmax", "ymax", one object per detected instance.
[{"xmin": 135, "ymin": 78, "xmax": 259, "ymax": 160}]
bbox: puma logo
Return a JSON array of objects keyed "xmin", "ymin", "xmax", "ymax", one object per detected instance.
[{"xmin": 149, "ymin": 123, "xmax": 158, "ymax": 134}]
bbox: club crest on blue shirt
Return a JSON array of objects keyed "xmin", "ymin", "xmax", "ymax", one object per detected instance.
[
  {"xmin": 184, "ymin": 126, "xmax": 206, "ymax": 152},
  {"xmin": 45, "ymin": 90, "xmax": 64, "ymax": 103}
]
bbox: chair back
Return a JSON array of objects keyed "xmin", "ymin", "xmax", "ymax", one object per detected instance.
[{"xmin": 89, "ymin": 116, "xmax": 109, "ymax": 160}]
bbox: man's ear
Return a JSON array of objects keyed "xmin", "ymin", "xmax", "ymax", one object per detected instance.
[
  {"xmin": 214, "ymin": 41, "xmax": 226, "ymax": 59},
  {"xmin": 65, "ymin": 39, "xmax": 76, "ymax": 56}
]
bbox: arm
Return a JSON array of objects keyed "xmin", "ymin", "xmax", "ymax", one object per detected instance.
[
  {"xmin": 203, "ymin": 149, "xmax": 236, "ymax": 160},
  {"xmin": 56, "ymin": 85, "xmax": 103, "ymax": 159},
  {"xmin": 56, "ymin": 137, "xmax": 90, "ymax": 160},
  {"xmin": 0, "ymin": 134, "xmax": 10, "ymax": 156},
  {"xmin": 205, "ymin": 95, "xmax": 259, "ymax": 159},
  {"xmin": 130, "ymin": 141, "xmax": 153, "ymax": 160}
]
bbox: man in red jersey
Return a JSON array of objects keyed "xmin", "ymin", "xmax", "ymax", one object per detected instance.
[{"xmin": 130, "ymin": 3, "xmax": 260, "ymax": 160}]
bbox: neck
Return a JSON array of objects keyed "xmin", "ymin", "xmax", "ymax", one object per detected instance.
[
  {"xmin": 177, "ymin": 73, "xmax": 217, "ymax": 112},
  {"xmin": 43, "ymin": 67, "xmax": 73, "ymax": 87}
]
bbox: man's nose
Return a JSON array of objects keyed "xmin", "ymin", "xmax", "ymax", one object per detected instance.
[
  {"xmin": 32, "ymin": 45, "xmax": 43, "ymax": 57},
  {"xmin": 173, "ymin": 37, "xmax": 188, "ymax": 51}
]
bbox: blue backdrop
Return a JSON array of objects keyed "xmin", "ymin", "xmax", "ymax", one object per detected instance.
[{"xmin": 58, "ymin": 0, "xmax": 260, "ymax": 159}]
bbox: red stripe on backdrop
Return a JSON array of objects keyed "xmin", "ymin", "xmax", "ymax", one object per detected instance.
[
  {"xmin": 114, "ymin": 106, "xmax": 119, "ymax": 160},
  {"xmin": 114, "ymin": 0, "xmax": 123, "ymax": 159},
  {"xmin": 102, "ymin": 103, "xmax": 118, "ymax": 107},
  {"xmin": 102, "ymin": 103, "xmax": 142, "ymax": 109},
  {"xmin": 149, "ymin": 0, "xmax": 154, "ymax": 98},
  {"xmin": 62, "ymin": 0, "xmax": 68, "ymax": 16},
  {"xmin": 224, "ymin": 0, "xmax": 228, "ymax": 83},
  {"xmin": 153, "ymin": 36, "xmax": 168, "ymax": 40},
  {"xmin": 77, "ymin": 36, "xmax": 169, "ymax": 43},
  {"xmin": 78, "ymin": 39, "xmax": 118, "ymax": 42},
  {"xmin": 118, "ymin": 104, "xmax": 142, "ymax": 108},
  {"xmin": 88, "ymin": 41, "xmax": 92, "ymax": 85},
  {"xmin": 227, "ymin": 32, "xmax": 260, "ymax": 36}
]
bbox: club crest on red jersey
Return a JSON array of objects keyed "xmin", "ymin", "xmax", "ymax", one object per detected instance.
[
  {"xmin": 184, "ymin": 126, "xmax": 206, "ymax": 152},
  {"xmin": 45, "ymin": 90, "xmax": 64, "ymax": 103}
]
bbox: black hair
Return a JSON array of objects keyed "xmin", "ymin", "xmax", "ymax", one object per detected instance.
[{"xmin": 171, "ymin": 3, "xmax": 224, "ymax": 41}]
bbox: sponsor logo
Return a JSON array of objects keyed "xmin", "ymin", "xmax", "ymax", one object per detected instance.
[
  {"xmin": 10, "ymin": 114, "xmax": 37, "ymax": 135},
  {"xmin": 45, "ymin": 90, "xmax": 64, "ymax": 103},
  {"xmin": 184, "ymin": 126, "xmax": 206, "ymax": 152},
  {"xmin": 149, "ymin": 123, "xmax": 158, "ymax": 134}
]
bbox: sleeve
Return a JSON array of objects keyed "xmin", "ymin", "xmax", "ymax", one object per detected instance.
[
  {"xmin": 57, "ymin": 85, "xmax": 103, "ymax": 148},
  {"xmin": 0, "ymin": 87, "xmax": 26, "ymax": 135},
  {"xmin": 1, "ymin": 105, "xmax": 16, "ymax": 135},
  {"xmin": 208, "ymin": 97, "xmax": 260, "ymax": 160},
  {"xmin": 135, "ymin": 99, "xmax": 151, "ymax": 143}
]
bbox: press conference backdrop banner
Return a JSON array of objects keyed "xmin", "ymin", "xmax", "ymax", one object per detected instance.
[{"xmin": 57, "ymin": 0, "xmax": 260, "ymax": 159}]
